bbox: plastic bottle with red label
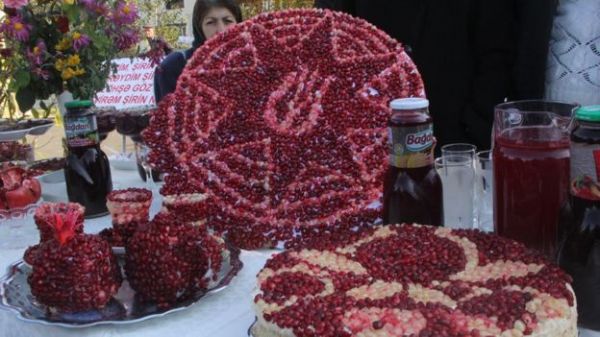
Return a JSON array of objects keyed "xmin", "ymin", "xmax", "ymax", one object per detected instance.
[
  {"xmin": 557, "ymin": 105, "xmax": 600, "ymax": 331},
  {"xmin": 382, "ymin": 98, "xmax": 443, "ymax": 226}
]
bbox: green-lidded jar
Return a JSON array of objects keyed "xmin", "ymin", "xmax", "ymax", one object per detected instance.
[
  {"xmin": 570, "ymin": 105, "xmax": 600, "ymax": 192},
  {"xmin": 557, "ymin": 105, "xmax": 600, "ymax": 330},
  {"xmin": 63, "ymin": 100, "xmax": 99, "ymax": 148},
  {"xmin": 63, "ymin": 100, "xmax": 113, "ymax": 218},
  {"xmin": 573, "ymin": 105, "xmax": 600, "ymax": 122}
]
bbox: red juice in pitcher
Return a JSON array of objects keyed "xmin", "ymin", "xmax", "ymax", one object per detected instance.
[{"xmin": 494, "ymin": 127, "xmax": 570, "ymax": 257}]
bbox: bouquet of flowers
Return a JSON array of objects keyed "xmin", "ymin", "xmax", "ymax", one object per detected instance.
[{"xmin": 0, "ymin": 0, "xmax": 142, "ymax": 112}]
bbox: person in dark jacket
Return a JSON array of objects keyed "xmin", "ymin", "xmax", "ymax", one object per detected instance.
[
  {"xmin": 154, "ymin": 0, "xmax": 242, "ymax": 103},
  {"xmin": 315, "ymin": 0, "xmax": 556, "ymax": 150}
]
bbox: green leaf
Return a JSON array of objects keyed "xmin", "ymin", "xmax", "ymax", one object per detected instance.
[
  {"xmin": 63, "ymin": 4, "xmax": 79, "ymax": 22},
  {"xmin": 31, "ymin": 108, "xmax": 40, "ymax": 118},
  {"xmin": 16, "ymin": 87, "xmax": 36, "ymax": 113},
  {"xmin": 13, "ymin": 70, "xmax": 31, "ymax": 90}
]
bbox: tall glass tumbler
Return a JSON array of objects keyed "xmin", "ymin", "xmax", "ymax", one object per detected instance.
[
  {"xmin": 475, "ymin": 150, "xmax": 493, "ymax": 232},
  {"xmin": 442, "ymin": 143, "xmax": 478, "ymax": 223},
  {"xmin": 435, "ymin": 155, "xmax": 475, "ymax": 229},
  {"xmin": 441, "ymin": 143, "xmax": 477, "ymax": 161}
]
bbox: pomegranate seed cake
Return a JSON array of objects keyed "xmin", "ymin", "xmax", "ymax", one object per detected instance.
[
  {"xmin": 252, "ymin": 224, "xmax": 577, "ymax": 337},
  {"xmin": 143, "ymin": 9, "xmax": 425, "ymax": 249}
]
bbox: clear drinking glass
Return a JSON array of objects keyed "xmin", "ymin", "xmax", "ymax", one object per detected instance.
[
  {"xmin": 435, "ymin": 155, "xmax": 475, "ymax": 229},
  {"xmin": 134, "ymin": 142, "xmax": 154, "ymax": 191},
  {"xmin": 441, "ymin": 143, "xmax": 477, "ymax": 160},
  {"xmin": 475, "ymin": 150, "xmax": 493, "ymax": 232},
  {"xmin": 442, "ymin": 143, "xmax": 478, "ymax": 224},
  {"xmin": 134, "ymin": 141, "xmax": 161, "ymax": 217}
]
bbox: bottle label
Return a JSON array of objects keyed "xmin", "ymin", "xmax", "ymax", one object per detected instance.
[
  {"xmin": 570, "ymin": 142, "xmax": 600, "ymax": 200},
  {"xmin": 388, "ymin": 124, "xmax": 435, "ymax": 168},
  {"xmin": 65, "ymin": 115, "xmax": 99, "ymax": 147}
]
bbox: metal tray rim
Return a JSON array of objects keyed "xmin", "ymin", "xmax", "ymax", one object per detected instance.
[{"xmin": 0, "ymin": 246, "xmax": 242, "ymax": 328}]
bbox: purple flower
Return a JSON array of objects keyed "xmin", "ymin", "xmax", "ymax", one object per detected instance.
[
  {"xmin": 72, "ymin": 32, "xmax": 91, "ymax": 51},
  {"xmin": 1, "ymin": 15, "xmax": 31, "ymax": 42},
  {"xmin": 115, "ymin": 28, "xmax": 140, "ymax": 50},
  {"xmin": 80, "ymin": 0, "xmax": 108, "ymax": 16},
  {"xmin": 32, "ymin": 67, "xmax": 49, "ymax": 80},
  {"xmin": 112, "ymin": 1, "xmax": 139, "ymax": 25},
  {"xmin": 3, "ymin": 0, "xmax": 28, "ymax": 9},
  {"xmin": 26, "ymin": 40, "xmax": 46, "ymax": 66}
]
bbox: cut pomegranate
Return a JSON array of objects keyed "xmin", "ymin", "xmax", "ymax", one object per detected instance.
[{"xmin": 0, "ymin": 166, "xmax": 41, "ymax": 209}]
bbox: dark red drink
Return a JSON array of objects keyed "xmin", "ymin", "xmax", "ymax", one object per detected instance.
[
  {"xmin": 557, "ymin": 105, "xmax": 600, "ymax": 331},
  {"xmin": 493, "ymin": 127, "xmax": 570, "ymax": 257},
  {"xmin": 382, "ymin": 98, "xmax": 443, "ymax": 226},
  {"xmin": 63, "ymin": 100, "xmax": 113, "ymax": 218}
]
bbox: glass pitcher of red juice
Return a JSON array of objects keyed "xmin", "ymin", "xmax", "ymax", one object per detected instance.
[{"xmin": 493, "ymin": 100, "xmax": 578, "ymax": 258}]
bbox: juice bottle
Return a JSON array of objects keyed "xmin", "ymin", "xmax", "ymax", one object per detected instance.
[
  {"xmin": 63, "ymin": 100, "xmax": 113, "ymax": 218},
  {"xmin": 557, "ymin": 105, "xmax": 600, "ymax": 331},
  {"xmin": 382, "ymin": 98, "xmax": 443, "ymax": 226}
]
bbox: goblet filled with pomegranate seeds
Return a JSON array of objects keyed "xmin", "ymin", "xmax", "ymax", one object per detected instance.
[{"xmin": 104, "ymin": 188, "xmax": 152, "ymax": 247}]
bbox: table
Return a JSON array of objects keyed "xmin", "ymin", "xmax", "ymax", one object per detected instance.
[{"xmin": 0, "ymin": 167, "xmax": 598, "ymax": 337}]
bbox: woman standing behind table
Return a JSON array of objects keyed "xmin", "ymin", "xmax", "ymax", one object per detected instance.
[{"xmin": 154, "ymin": 0, "xmax": 243, "ymax": 103}]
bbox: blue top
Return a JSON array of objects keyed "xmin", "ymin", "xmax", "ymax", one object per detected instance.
[{"xmin": 153, "ymin": 48, "xmax": 196, "ymax": 103}]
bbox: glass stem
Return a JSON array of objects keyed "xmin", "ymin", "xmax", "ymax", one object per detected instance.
[{"xmin": 143, "ymin": 163, "xmax": 155, "ymax": 192}]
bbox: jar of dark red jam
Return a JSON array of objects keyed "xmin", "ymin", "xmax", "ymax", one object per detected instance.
[{"xmin": 558, "ymin": 105, "xmax": 600, "ymax": 331}]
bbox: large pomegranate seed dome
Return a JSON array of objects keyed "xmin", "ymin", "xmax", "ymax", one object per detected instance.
[
  {"xmin": 144, "ymin": 9, "xmax": 425, "ymax": 249},
  {"xmin": 253, "ymin": 224, "xmax": 577, "ymax": 337}
]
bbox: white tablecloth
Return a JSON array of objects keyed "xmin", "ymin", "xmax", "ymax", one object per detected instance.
[{"xmin": 0, "ymin": 167, "xmax": 598, "ymax": 337}]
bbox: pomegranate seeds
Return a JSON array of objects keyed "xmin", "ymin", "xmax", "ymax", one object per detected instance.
[
  {"xmin": 27, "ymin": 210, "xmax": 121, "ymax": 312},
  {"xmin": 33, "ymin": 202, "xmax": 85, "ymax": 242},
  {"xmin": 124, "ymin": 212, "xmax": 227, "ymax": 308},
  {"xmin": 106, "ymin": 188, "xmax": 152, "ymax": 245},
  {"xmin": 144, "ymin": 9, "xmax": 425, "ymax": 249},
  {"xmin": 253, "ymin": 224, "xmax": 577, "ymax": 337},
  {"xmin": 24, "ymin": 202, "xmax": 85, "ymax": 265}
]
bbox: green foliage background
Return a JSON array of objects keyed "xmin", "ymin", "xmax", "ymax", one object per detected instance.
[{"xmin": 239, "ymin": 0, "xmax": 313, "ymax": 18}]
